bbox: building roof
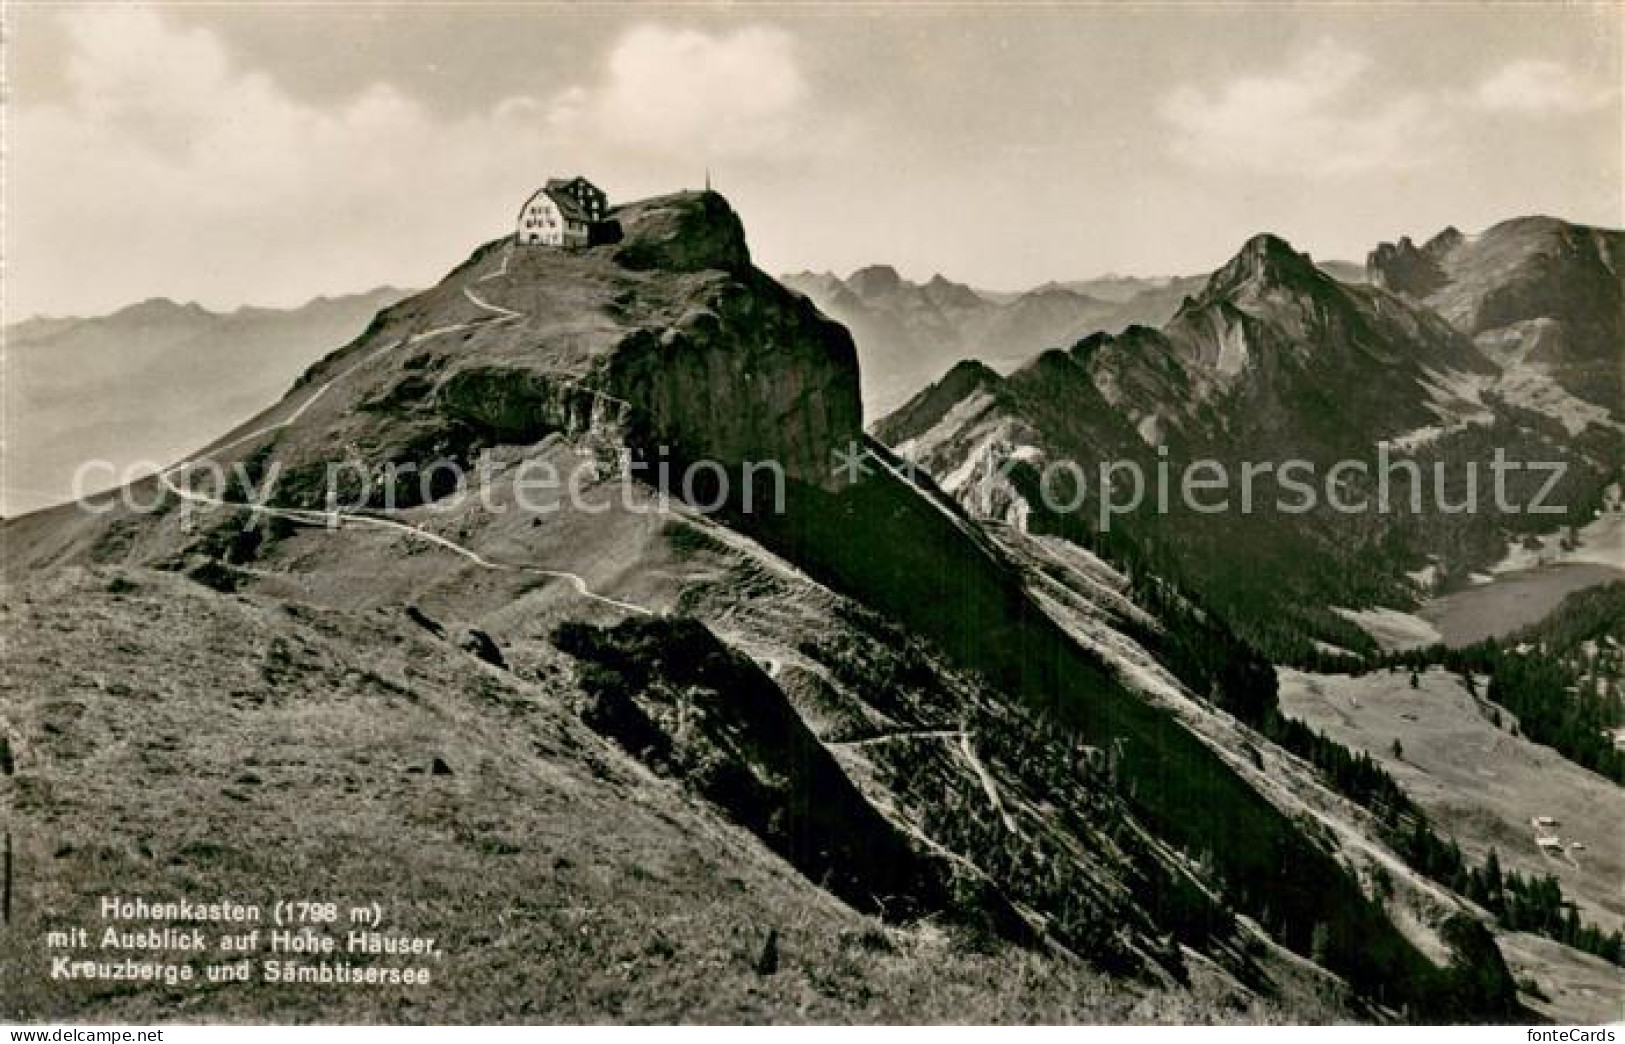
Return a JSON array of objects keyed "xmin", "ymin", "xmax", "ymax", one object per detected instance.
[
  {"xmin": 545, "ymin": 176, "xmax": 601, "ymax": 195},
  {"xmin": 542, "ymin": 188, "xmax": 594, "ymax": 225}
]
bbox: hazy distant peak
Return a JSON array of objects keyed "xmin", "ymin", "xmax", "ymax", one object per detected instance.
[
  {"xmin": 109, "ymin": 297, "xmax": 215, "ymax": 323},
  {"xmin": 922, "ymin": 273, "xmax": 984, "ymax": 308}
]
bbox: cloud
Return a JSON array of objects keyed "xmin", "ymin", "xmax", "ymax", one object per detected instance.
[
  {"xmin": 12, "ymin": 7, "xmax": 518, "ymax": 315},
  {"xmin": 1159, "ymin": 41, "xmax": 1435, "ymax": 177},
  {"xmin": 547, "ymin": 25, "xmax": 810, "ymax": 157},
  {"xmin": 8, "ymin": 10, "xmax": 825, "ymax": 316},
  {"xmin": 1473, "ymin": 59, "xmax": 1612, "ymax": 114}
]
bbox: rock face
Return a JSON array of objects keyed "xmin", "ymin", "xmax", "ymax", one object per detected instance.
[
  {"xmin": 604, "ymin": 271, "xmax": 862, "ymax": 489},
  {"xmin": 845, "ymin": 263, "xmax": 905, "ymax": 299}
]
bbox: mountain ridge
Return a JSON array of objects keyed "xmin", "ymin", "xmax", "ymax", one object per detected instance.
[
  {"xmin": 876, "ymin": 217, "xmax": 1621, "ymax": 656},
  {"xmin": 783, "ymin": 254, "xmax": 1379, "ymax": 418}
]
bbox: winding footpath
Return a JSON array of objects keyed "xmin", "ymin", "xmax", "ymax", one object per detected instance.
[
  {"xmin": 959, "ymin": 730, "xmax": 1019, "ymax": 834},
  {"xmin": 157, "ymin": 254, "xmax": 652, "ymax": 617},
  {"xmin": 831, "ymin": 727, "xmax": 1016, "ymax": 833}
]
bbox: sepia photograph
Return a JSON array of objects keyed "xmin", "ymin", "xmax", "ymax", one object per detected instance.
[{"xmin": 1, "ymin": 0, "xmax": 1621, "ymax": 1030}]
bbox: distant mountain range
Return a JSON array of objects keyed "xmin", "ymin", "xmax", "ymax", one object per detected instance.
[
  {"xmin": 781, "ymin": 263, "xmax": 1366, "ymax": 416},
  {"xmin": 2, "ymin": 287, "xmax": 410, "ymax": 515},
  {"xmin": 779, "ymin": 268, "xmax": 1197, "ymax": 415}
]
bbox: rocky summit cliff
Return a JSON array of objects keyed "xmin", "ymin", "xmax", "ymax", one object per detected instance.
[{"xmin": 236, "ymin": 190, "xmax": 862, "ymax": 506}]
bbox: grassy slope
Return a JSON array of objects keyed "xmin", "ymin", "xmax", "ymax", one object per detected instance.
[
  {"xmin": 1, "ymin": 428, "xmax": 1356, "ymax": 1021},
  {"xmin": 737, "ymin": 458, "xmax": 1447, "ymax": 1010},
  {"xmin": 3, "ymin": 565, "xmax": 1291, "ymax": 1024},
  {"xmin": 1278, "ymin": 668, "xmax": 1623, "ymax": 929}
]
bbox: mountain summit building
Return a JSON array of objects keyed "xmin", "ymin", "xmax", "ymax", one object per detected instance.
[{"xmin": 516, "ymin": 176, "xmax": 611, "ymax": 248}]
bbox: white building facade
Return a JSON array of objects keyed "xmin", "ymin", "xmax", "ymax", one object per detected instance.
[{"xmin": 516, "ymin": 177, "xmax": 609, "ymax": 248}]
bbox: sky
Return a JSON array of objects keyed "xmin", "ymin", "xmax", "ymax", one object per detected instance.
[{"xmin": 7, "ymin": 2, "xmax": 1621, "ymax": 318}]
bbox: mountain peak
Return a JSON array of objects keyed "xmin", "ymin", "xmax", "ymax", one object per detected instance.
[
  {"xmin": 922, "ymin": 273, "xmax": 983, "ymax": 308},
  {"xmin": 245, "ymin": 186, "xmax": 858, "ymax": 496},
  {"xmin": 1366, "ymin": 224, "xmax": 1468, "ymax": 297},
  {"xmin": 1204, "ymin": 234, "xmax": 1324, "ymax": 299},
  {"xmin": 1068, "ymin": 330, "xmax": 1117, "ymax": 360},
  {"xmin": 1481, "ymin": 214, "xmax": 1578, "ymax": 240}
]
